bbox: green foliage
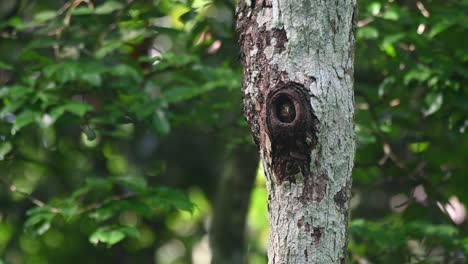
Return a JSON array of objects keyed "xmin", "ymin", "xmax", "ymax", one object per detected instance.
[
  {"xmin": 23, "ymin": 176, "xmax": 193, "ymax": 246},
  {"xmin": 89, "ymin": 225, "xmax": 140, "ymax": 247},
  {"xmin": 0, "ymin": 0, "xmax": 466, "ymax": 263},
  {"xmin": 351, "ymin": 0, "xmax": 468, "ymax": 262},
  {"xmin": 349, "ymin": 219, "xmax": 466, "ymax": 263},
  {"xmin": 0, "ymin": 0, "xmax": 241, "ymax": 261}
]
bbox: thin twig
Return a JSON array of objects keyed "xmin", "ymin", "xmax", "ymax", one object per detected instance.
[
  {"xmin": 0, "ymin": 177, "xmax": 45, "ymax": 207},
  {"xmin": 76, "ymin": 193, "xmax": 136, "ymax": 215}
]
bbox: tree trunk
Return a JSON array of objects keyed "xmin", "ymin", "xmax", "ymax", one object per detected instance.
[
  {"xmin": 210, "ymin": 145, "xmax": 258, "ymax": 264},
  {"xmin": 236, "ymin": 0, "xmax": 357, "ymax": 263}
]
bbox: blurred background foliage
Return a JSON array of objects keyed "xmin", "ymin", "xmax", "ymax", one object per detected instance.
[{"xmin": 0, "ymin": 0, "xmax": 466, "ymax": 263}]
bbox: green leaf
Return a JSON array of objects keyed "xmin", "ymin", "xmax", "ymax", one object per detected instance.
[
  {"xmin": 43, "ymin": 63, "xmax": 76, "ymax": 84},
  {"xmin": 0, "ymin": 142, "xmax": 12, "ymax": 160},
  {"xmin": 95, "ymin": 41, "xmax": 123, "ymax": 59},
  {"xmin": 89, "ymin": 207, "xmax": 115, "ymax": 222},
  {"xmin": 89, "ymin": 225, "xmax": 139, "ymax": 247},
  {"xmin": 24, "ymin": 207, "xmax": 56, "ymax": 236},
  {"xmin": 1, "ymin": 103, "xmax": 23, "ymax": 120},
  {"xmin": 71, "ymin": 7, "xmax": 95, "ymax": 16},
  {"xmin": 120, "ymin": 29, "xmax": 150, "ymax": 43},
  {"xmin": 407, "ymin": 222, "xmax": 458, "ymax": 238},
  {"xmin": 357, "ymin": 27, "xmax": 378, "ymax": 40},
  {"xmin": 0, "ymin": 61, "xmax": 13, "ymax": 70},
  {"xmin": 383, "ymin": 44, "xmax": 396, "ymax": 57},
  {"xmin": 463, "ymin": 237, "xmax": 468, "ymax": 254},
  {"xmin": 12, "ymin": 111, "xmax": 38, "ymax": 135},
  {"xmin": 382, "ymin": 9, "xmax": 399, "ymax": 21},
  {"xmin": 109, "ymin": 64, "xmax": 143, "ymax": 82},
  {"xmin": 161, "ymin": 80, "xmax": 223, "ymax": 103},
  {"xmin": 409, "ymin": 142, "xmax": 430, "ymax": 153},
  {"xmin": 50, "ymin": 102, "xmax": 92, "ymax": 121},
  {"xmin": 368, "ymin": 2, "xmax": 381, "ymax": 16},
  {"xmin": 153, "ymin": 110, "xmax": 170, "ymax": 135},
  {"xmin": 82, "ymin": 73, "xmax": 102, "ymax": 87},
  {"xmin": 429, "ymin": 21, "xmax": 455, "ymax": 39},
  {"xmin": 95, "ymin": 1, "xmax": 124, "ymax": 15},
  {"xmin": 121, "ymin": 200, "xmax": 153, "ymax": 218},
  {"xmin": 6, "ymin": 85, "xmax": 33, "ymax": 99},
  {"xmin": 423, "ymin": 93, "xmax": 443, "ymax": 116},
  {"xmin": 62, "ymin": 102, "xmax": 92, "ymax": 116},
  {"xmin": 404, "ymin": 64, "xmax": 432, "ymax": 85},
  {"xmin": 85, "ymin": 177, "xmax": 113, "ymax": 191},
  {"xmin": 33, "ymin": 11, "xmax": 57, "ymax": 23},
  {"xmin": 380, "ymin": 34, "xmax": 404, "ymax": 58},
  {"xmin": 147, "ymin": 187, "xmax": 195, "ymax": 213},
  {"xmin": 7, "ymin": 17, "xmax": 26, "ymax": 30},
  {"xmin": 382, "ymin": 34, "xmax": 405, "ymax": 47},
  {"xmin": 112, "ymin": 176, "xmax": 147, "ymax": 193},
  {"xmin": 180, "ymin": 10, "xmax": 197, "ymax": 23},
  {"xmin": 89, "ymin": 227, "xmax": 125, "ymax": 246},
  {"xmin": 43, "ymin": 61, "xmax": 105, "ymax": 85},
  {"xmin": 59, "ymin": 202, "xmax": 80, "ymax": 221}
]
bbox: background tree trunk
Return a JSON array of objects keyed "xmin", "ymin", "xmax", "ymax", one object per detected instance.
[
  {"xmin": 210, "ymin": 145, "xmax": 258, "ymax": 264},
  {"xmin": 236, "ymin": 0, "xmax": 357, "ymax": 263}
]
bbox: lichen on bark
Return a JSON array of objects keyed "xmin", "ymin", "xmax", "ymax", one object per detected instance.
[{"xmin": 236, "ymin": 0, "xmax": 357, "ymax": 263}]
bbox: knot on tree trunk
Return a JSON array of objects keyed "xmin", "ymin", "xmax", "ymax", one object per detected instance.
[{"xmin": 265, "ymin": 82, "xmax": 318, "ymax": 184}]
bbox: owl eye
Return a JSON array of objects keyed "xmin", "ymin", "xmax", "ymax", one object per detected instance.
[{"xmin": 275, "ymin": 95, "xmax": 296, "ymax": 124}]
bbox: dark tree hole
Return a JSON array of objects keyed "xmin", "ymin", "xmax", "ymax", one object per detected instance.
[{"xmin": 275, "ymin": 95, "xmax": 296, "ymax": 123}]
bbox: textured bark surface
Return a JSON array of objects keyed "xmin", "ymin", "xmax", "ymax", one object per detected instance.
[{"xmin": 236, "ymin": 0, "xmax": 357, "ymax": 263}]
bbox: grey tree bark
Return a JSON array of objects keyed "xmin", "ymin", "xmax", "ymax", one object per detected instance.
[{"xmin": 236, "ymin": 0, "xmax": 357, "ymax": 263}]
